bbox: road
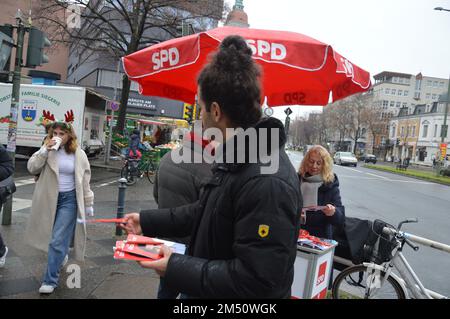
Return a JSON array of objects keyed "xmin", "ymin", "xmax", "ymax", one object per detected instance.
[{"xmin": 287, "ymin": 150, "xmax": 450, "ymax": 297}]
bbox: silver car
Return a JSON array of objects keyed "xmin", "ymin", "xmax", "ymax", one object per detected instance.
[{"xmin": 333, "ymin": 152, "xmax": 358, "ymax": 167}]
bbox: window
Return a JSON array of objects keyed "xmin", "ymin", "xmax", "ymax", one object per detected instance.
[
  {"xmin": 398, "ymin": 78, "xmax": 404, "ymax": 84},
  {"xmin": 432, "ymin": 94, "xmax": 437, "ymax": 100},
  {"xmin": 390, "ymin": 101, "xmax": 395, "ymax": 108},
  {"xmin": 401, "ymin": 126, "xmax": 405, "ymax": 137},
  {"xmin": 422, "ymin": 125, "xmax": 428, "ymax": 138},
  {"xmin": 398, "ymin": 90, "xmax": 403, "ymax": 96},
  {"xmin": 402, "ymin": 102, "xmax": 407, "ymax": 108},
  {"xmin": 427, "ymin": 80, "xmax": 432, "ymax": 87},
  {"xmin": 434, "ymin": 124, "xmax": 438, "ymax": 137},
  {"xmin": 396, "ymin": 101, "xmax": 401, "ymax": 108},
  {"xmin": 426, "ymin": 93, "xmax": 431, "ymax": 100},
  {"xmin": 393, "ymin": 77, "xmax": 398, "ymax": 83},
  {"xmin": 383, "ymin": 100, "xmax": 389, "ymax": 108},
  {"xmin": 391, "ymin": 89, "xmax": 396, "ymax": 95},
  {"xmin": 415, "ymin": 79, "xmax": 422, "ymax": 90},
  {"xmin": 414, "ymin": 91, "xmax": 421, "ymax": 99},
  {"xmin": 433, "ymin": 81, "xmax": 438, "ymax": 88},
  {"xmin": 404, "ymin": 90, "xmax": 409, "ymax": 96},
  {"xmin": 385, "ymin": 88, "xmax": 390, "ymax": 95},
  {"xmin": 391, "ymin": 125, "xmax": 396, "ymax": 137},
  {"xmin": 440, "ymin": 81, "xmax": 445, "ymax": 88},
  {"xmin": 412, "ymin": 126, "xmax": 416, "ymax": 137}
]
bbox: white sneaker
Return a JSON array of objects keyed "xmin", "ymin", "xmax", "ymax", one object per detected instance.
[
  {"xmin": 39, "ymin": 284, "xmax": 55, "ymax": 294},
  {"xmin": 0, "ymin": 246, "xmax": 8, "ymax": 268},
  {"xmin": 62, "ymin": 255, "xmax": 68, "ymax": 267}
]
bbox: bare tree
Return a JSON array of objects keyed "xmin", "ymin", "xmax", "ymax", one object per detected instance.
[
  {"xmin": 33, "ymin": 0, "xmax": 225, "ymax": 132},
  {"xmin": 362, "ymin": 105, "xmax": 389, "ymax": 155}
]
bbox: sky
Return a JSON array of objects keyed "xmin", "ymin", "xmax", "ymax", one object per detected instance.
[{"xmin": 224, "ymin": 0, "xmax": 450, "ymax": 121}]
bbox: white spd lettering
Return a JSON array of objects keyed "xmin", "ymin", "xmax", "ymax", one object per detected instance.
[
  {"xmin": 246, "ymin": 40, "xmax": 286, "ymax": 61},
  {"xmin": 152, "ymin": 47, "xmax": 180, "ymax": 71},
  {"xmin": 341, "ymin": 57, "xmax": 354, "ymax": 77},
  {"xmin": 316, "ymin": 274, "xmax": 325, "ymax": 286}
]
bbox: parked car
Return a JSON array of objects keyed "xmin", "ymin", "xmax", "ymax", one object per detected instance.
[
  {"xmin": 333, "ymin": 152, "xmax": 358, "ymax": 167},
  {"xmin": 360, "ymin": 154, "xmax": 377, "ymax": 164}
]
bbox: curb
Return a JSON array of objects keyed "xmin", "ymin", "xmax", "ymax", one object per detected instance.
[{"xmin": 363, "ymin": 165, "xmax": 450, "ymax": 186}]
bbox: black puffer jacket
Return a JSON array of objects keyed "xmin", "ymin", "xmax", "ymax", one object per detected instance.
[
  {"xmin": 140, "ymin": 117, "xmax": 302, "ymax": 298},
  {"xmin": 298, "ymin": 173, "xmax": 345, "ymax": 239},
  {"xmin": 0, "ymin": 145, "xmax": 14, "ymax": 182}
]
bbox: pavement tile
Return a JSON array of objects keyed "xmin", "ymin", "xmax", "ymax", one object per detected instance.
[{"xmin": 0, "ymin": 277, "xmax": 41, "ymax": 297}]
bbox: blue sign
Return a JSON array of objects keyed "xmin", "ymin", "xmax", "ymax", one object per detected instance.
[{"xmin": 21, "ymin": 100, "xmax": 37, "ymax": 122}]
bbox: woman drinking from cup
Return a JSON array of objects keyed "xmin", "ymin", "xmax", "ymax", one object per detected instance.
[{"xmin": 26, "ymin": 118, "xmax": 94, "ymax": 294}]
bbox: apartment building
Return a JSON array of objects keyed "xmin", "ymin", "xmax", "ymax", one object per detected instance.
[{"xmin": 372, "ymin": 71, "xmax": 448, "ymax": 118}]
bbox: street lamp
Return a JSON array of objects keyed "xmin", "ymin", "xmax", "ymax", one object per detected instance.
[{"xmin": 434, "ymin": 7, "xmax": 450, "ymax": 12}]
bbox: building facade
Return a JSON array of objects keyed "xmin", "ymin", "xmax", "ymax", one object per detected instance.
[
  {"xmin": 372, "ymin": 71, "xmax": 448, "ymax": 118},
  {"xmin": 389, "ymin": 101, "xmax": 449, "ymax": 165}
]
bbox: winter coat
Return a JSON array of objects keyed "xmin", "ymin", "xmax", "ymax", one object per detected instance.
[
  {"xmin": 0, "ymin": 145, "xmax": 13, "ymax": 182},
  {"xmin": 25, "ymin": 147, "xmax": 94, "ymax": 261},
  {"xmin": 298, "ymin": 173, "xmax": 345, "ymax": 239},
  {"xmin": 140, "ymin": 117, "xmax": 302, "ymax": 298},
  {"xmin": 153, "ymin": 133, "xmax": 213, "ymax": 244}
]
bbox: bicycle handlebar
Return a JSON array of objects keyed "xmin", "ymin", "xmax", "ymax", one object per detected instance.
[
  {"xmin": 404, "ymin": 237, "xmax": 420, "ymax": 251},
  {"xmin": 383, "ymin": 226, "xmax": 450, "ymax": 254}
]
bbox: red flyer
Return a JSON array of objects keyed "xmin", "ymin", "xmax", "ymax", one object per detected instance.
[
  {"xmin": 85, "ymin": 218, "xmax": 126, "ymax": 224},
  {"xmin": 113, "ymin": 249, "xmax": 159, "ymax": 262},
  {"xmin": 118, "ymin": 242, "xmax": 162, "ymax": 260},
  {"xmin": 125, "ymin": 234, "xmax": 164, "ymax": 245}
]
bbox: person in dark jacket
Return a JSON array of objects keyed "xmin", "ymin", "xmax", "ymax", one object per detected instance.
[
  {"xmin": 128, "ymin": 129, "xmax": 141, "ymax": 159},
  {"xmin": 0, "ymin": 144, "xmax": 14, "ymax": 268},
  {"xmin": 153, "ymin": 132, "xmax": 213, "ymax": 299},
  {"xmin": 298, "ymin": 145, "xmax": 345, "ymax": 239},
  {"xmin": 121, "ymin": 35, "xmax": 302, "ymax": 298}
]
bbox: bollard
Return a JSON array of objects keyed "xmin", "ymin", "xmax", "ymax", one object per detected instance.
[{"xmin": 115, "ymin": 177, "xmax": 127, "ymax": 236}]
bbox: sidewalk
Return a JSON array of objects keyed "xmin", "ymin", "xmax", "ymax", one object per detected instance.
[
  {"xmin": 365, "ymin": 160, "xmax": 435, "ymax": 173},
  {"xmin": 0, "ymin": 178, "xmax": 161, "ymax": 299}
]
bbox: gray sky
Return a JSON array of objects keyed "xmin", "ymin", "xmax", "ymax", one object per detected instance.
[{"xmin": 224, "ymin": 0, "xmax": 450, "ymax": 120}]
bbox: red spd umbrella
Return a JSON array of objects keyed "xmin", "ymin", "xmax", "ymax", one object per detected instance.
[{"xmin": 122, "ymin": 26, "xmax": 371, "ymax": 106}]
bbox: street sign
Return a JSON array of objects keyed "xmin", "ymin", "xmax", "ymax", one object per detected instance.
[
  {"xmin": 107, "ymin": 100, "xmax": 119, "ymax": 111},
  {"xmin": 264, "ymin": 107, "xmax": 274, "ymax": 117},
  {"xmin": 284, "ymin": 107, "xmax": 293, "ymax": 116},
  {"xmin": 111, "ymin": 101, "xmax": 119, "ymax": 111}
]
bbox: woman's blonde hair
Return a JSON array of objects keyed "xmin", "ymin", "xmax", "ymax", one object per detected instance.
[
  {"xmin": 299, "ymin": 145, "xmax": 335, "ymax": 184},
  {"xmin": 48, "ymin": 122, "xmax": 78, "ymax": 154}
]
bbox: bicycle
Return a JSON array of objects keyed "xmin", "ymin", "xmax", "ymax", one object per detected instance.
[
  {"xmin": 120, "ymin": 154, "xmax": 158, "ymax": 186},
  {"xmin": 332, "ymin": 218, "xmax": 450, "ymax": 299}
]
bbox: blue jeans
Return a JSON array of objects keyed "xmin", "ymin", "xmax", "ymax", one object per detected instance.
[{"xmin": 43, "ymin": 190, "xmax": 78, "ymax": 287}]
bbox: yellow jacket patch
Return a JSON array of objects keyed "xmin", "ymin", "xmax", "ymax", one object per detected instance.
[{"xmin": 258, "ymin": 224, "xmax": 270, "ymax": 238}]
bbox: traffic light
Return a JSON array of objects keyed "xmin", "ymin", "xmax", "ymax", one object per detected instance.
[
  {"xmin": 25, "ymin": 27, "xmax": 51, "ymax": 68},
  {"xmin": 396, "ymin": 138, "xmax": 400, "ymax": 146},
  {"xmin": 183, "ymin": 103, "xmax": 194, "ymax": 123}
]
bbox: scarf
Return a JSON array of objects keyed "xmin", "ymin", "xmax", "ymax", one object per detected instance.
[{"xmin": 301, "ymin": 174, "xmax": 323, "ymax": 208}]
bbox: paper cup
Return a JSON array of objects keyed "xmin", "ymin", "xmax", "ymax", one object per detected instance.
[{"xmin": 51, "ymin": 136, "xmax": 62, "ymax": 150}]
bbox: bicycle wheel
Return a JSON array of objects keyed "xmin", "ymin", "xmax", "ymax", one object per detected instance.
[
  {"xmin": 120, "ymin": 165, "xmax": 137, "ymax": 186},
  {"xmin": 332, "ymin": 265, "xmax": 405, "ymax": 299}
]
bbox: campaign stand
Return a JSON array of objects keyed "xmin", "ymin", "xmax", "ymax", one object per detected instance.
[{"xmin": 291, "ymin": 241, "xmax": 337, "ymax": 299}]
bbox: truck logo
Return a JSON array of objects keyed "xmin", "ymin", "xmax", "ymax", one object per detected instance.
[{"xmin": 21, "ymin": 100, "xmax": 38, "ymax": 122}]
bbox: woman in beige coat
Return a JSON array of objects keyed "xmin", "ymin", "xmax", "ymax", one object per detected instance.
[{"xmin": 26, "ymin": 122, "xmax": 94, "ymax": 294}]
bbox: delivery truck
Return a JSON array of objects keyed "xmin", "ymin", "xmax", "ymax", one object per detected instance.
[{"xmin": 0, "ymin": 83, "xmax": 107, "ymax": 157}]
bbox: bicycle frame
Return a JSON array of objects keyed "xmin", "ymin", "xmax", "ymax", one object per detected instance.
[{"xmin": 359, "ymin": 227, "xmax": 449, "ymax": 299}]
